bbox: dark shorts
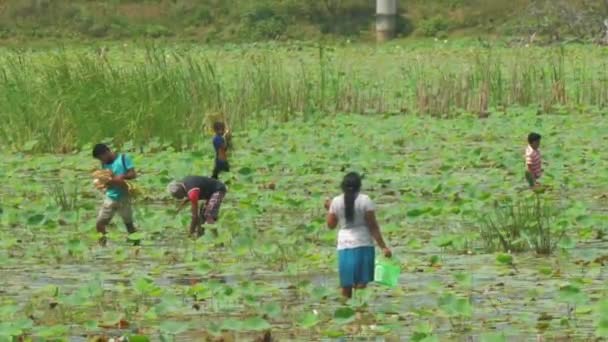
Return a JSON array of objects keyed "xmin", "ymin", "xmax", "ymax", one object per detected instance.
[
  {"xmin": 212, "ymin": 160, "xmax": 230, "ymax": 179},
  {"xmin": 199, "ymin": 191, "xmax": 226, "ymax": 222}
]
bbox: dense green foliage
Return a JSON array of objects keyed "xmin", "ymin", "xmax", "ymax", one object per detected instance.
[
  {"xmin": 1, "ymin": 112, "xmax": 607, "ymax": 340},
  {"xmin": 2, "ymin": 42, "xmax": 608, "ymax": 152},
  {"xmin": 2, "ymin": 2, "xmax": 608, "ymax": 339},
  {"xmin": 1, "ymin": 0, "xmax": 607, "ymax": 42}
]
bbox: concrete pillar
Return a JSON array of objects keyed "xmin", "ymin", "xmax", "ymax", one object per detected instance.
[{"xmin": 376, "ymin": 0, "xmax": 397, "ymax": 42}]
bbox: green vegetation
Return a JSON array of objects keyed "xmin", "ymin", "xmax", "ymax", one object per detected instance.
[
  {"xmin": 2, "ymin": 2, "xmax": 608, "ymax": 339},
  {"xmin": 1, "ymin": 0, "xmax": 607, "ymax": 42},
  {"xmin": 480, "ymin": 193, "xmax": 565, "ymax": 255},
  {"xmin": 2, "ymin": 42, "xmax": 608, "ymax": 152},
  {"xmin": 1, "ymin": 111, "xmax": 607, "ymax": 340}
]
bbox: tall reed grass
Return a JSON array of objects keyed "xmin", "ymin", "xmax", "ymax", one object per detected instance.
[{"xmin": 1, "ymin": 44, "xmax": 607, "ymax": 152}]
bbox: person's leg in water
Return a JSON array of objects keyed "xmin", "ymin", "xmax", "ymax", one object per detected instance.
[
  {"xmin": 203, "ymin": 191, "xmax": 225, "ymax": 237},
  {"xmin": 212, "ymin": 160, "xmax": 230, "ymax": 180},
  {"xmin": 525, "ymin": 170, "xmax": 536, "ymax": 188},
  {"xmin": 96, "ymin": 221, "xmax": 108, "ymax": 246},
  {"xmin": 341, "ymin": 287, "xmax": 353, "ymax": 298},
  {"xmin": 96, "ymin": 199, "xmax": 117, "ymax": 246},
  {"xmin": 212, "ymin": 163, "xmax": 219, "ymax": 180},
  {"xmin": 339, "ymin": 248, "xmax": 357, "ymax": 298},
  {"xmin": 197, "ymin": 205, "xmax": 206, "ymax": 237},
  {"xmin": 119, "ymin": 198, "xmax": 139, "ymax": 246}
]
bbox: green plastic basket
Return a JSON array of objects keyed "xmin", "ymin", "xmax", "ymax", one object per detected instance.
[{"xmin": 375, "ymin": 259, "xmax": 400, "ymax": 288}]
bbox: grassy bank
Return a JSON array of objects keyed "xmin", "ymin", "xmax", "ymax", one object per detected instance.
[
  {"xmin": 1, "ymin": 0, "xmax": 607, "ymax": 42},
  {"xmin": 1, "ymin": 42, "xmax": 608, "ymax": 152}
]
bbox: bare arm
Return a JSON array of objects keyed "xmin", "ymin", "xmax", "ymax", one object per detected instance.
[
  {"xmin": 526, "ymin": 163, "xmax": 535, "ymax": 174},
  {"xmin": 174, "ymin": 199, "xmax": 189, "ymax": 217},
  {"xmin": 109, "ymin": 168, "xmax": 137, "ymax": 187},
  {"xmin": 123, "ymin": 168, "xmax": 137, "ymax": 180},
  {"xmin": 190, "ymin": 199, "xmax": 200, "ymax": 233},
  {"xmin": 325, "ymin": 198, "xmax": 338, "ymax": 229},
  {"xmin": 218, "ymin": 145, "xmax": 228, "ymax": 161},
  {"xmin": 365, "ymin": 211, "xmax": 392, "ymax": 257},
  {"xmin": 326, "ymin": 212, "xmax": 338, "ymax": 229}
]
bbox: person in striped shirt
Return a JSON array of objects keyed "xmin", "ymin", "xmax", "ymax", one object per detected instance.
[{"xmin": 525, "ymin": 132, "xmax": 542, "ymax": 187}]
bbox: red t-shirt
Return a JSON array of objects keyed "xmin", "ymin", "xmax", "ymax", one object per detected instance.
[{"xmin": 188, "ymin": 188, "xmax": 201, "ymax": 204}]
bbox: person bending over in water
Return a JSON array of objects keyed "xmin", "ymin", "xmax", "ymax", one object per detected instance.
[
  {"xmin": 325, "ymin": 172, "xmax": 392, "ymax": 298},
  {"xmin": 167, "ymin": 176, "xmax": 227, "ymax": 237}
]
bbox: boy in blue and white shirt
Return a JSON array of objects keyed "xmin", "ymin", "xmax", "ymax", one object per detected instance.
[{"xmin": 92, "ymin": 143, "xmax": 138, "ymax": 245}]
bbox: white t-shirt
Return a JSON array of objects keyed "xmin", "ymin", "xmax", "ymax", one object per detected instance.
[{"xmin": 329, "ymin": 193, "xmax": 375, "ymax": 250}]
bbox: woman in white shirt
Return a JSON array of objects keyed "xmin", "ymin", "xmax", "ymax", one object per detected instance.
[{"xmin": 325, "ymin": 172, "xmax": 392, "ymax": 298}]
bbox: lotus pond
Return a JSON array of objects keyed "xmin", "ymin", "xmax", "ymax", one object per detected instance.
[{"xmin": 1, "ymin": 111, "xmax": 608, "ymax": 341}]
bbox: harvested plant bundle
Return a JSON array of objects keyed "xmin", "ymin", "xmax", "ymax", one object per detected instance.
[{"xmin": 92, "ymin": 169, "xmax": 113, "ymax": 191}]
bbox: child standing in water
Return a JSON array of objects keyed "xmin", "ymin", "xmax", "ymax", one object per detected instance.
[
  {"xmin": 325, "ymin": 172, "xmax": 392, "ymax": 298},
  {"xmin": 212, "ymin": 121, "xmax": 230, "ymax": 179},
  {"xmin": 525, "ymin": 132, "xmax": 542, "ymax": 188}
]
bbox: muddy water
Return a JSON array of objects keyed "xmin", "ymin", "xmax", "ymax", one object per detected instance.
[{"xmin": 2, "ymin": 236, "xmax": 606, "ymax": 341}]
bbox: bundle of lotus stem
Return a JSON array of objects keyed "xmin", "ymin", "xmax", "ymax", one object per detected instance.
[{"xmin": 92, "ymin": 169, "xmax": 113, "ymax": 191}]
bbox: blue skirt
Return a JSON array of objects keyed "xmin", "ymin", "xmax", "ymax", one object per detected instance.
[{"xmin": 338, "ymin": 246, "xmax": 375, "ymax": 288}]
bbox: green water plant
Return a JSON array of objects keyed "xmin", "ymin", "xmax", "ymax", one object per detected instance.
[{"xmin": 479, "ymin": 193, "xmax": 564, "ymax": 255}]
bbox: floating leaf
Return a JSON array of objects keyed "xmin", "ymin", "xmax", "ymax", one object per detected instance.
[
  {"xmin": 242, "ymin": 316, "xmax": 271, "ymax": 331},
  {"xmin": 438, "ymin": 293, "xmax": 472, "ymax": 317},
  {"xmin": 298, "ymin": 312, "xmax": 320, "ymax": 328},
  {"xmin": 407, "ymin": 208, "xmax": 428, "ymax": 218},
  {"xmin": 67, "ymin": 239, "xmax": 86, "ymax": 254},
  {"xmin": 0, "ymin": 323, "xmax": 22, "ymax": 338},
  {"xmin": 34, "ymin": 325, "xmax": 68, "ymax": 338},
  {"xmin": 195, "ymin": 261, "xmax": 212, "ymax": 275},
  {"xmin": 322, "ymin": 328, "xmax": 344, "ymax": 338},
  {"xmin": 411, "ymin": 322, "xmax": 438, "ymax": 342},
  {"xmin": 238, "ymin": 167, "xmax": 254, "ymax": 175},
  {"xmin": 83, "ymin": 320, "xmax": 98, "ymax": 331},
  {"xmin": 597, "ymin": 300, "xmax": 608, "ymax": 337},
  {"xmin": 262, "ymin": 302, "xmax": 281, "ymax": 319},
  {"xmin": 419, "ymin": 337, "xmax": 439, "ymax": 342},
  {"xmin": 128, "ymin": 232, "xmax": 146, "ymax": 241},
  {"xmin": 311, "ymin": 286, "xmax": 332, "ymax": 301},
  {"xmin": 406, "ymin": 238, "xmax": 423, "ymax": 250},
  {"xmin": 220, "ymin": 318, "xmax": 243, "ymax": 332},
  {"xmin": 129, "ymin": 335, "xmax": 151, "ymax": 342},
  {"xmin": 557, "ymin": 236, "xmax": 576, "ymax": 249},
  {"xmin": 432, "ymin": 235, "xmax": 454, "ymax": 248},
  {"xmin": 480, "ymin": 332, "xmax": 507, "ymax": 342},
  {"xmin": 159, "ymin": 321, "xmax": 189, "ymax": 335},
  {"xmin": 496, "ymin": 253, "xmax": 513, "ymax": 265},
  {"xmin": 333, "ymin": 307, "xmax": 356, "ymax": 325},
  {"xmin": 453, "ymin": 272, "xmax": 472, "ymax": 288},
  {"xmin": 27, "ymin": 214, "xmax": 45, "ymax": 226},
  {"xmin": 101, "ymin": 311, "xmax": 123, "ymax": 326},
  {"xmin": 558, "ymin": 284, "xmax": 587, "ymax": 305}
]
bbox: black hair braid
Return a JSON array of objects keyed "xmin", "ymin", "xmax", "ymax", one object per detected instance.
[{"xmin": 341, "ymin": 172, "xmax": 362, "ymax": 224}]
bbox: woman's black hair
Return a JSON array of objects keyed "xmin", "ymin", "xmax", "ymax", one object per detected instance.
[{"xmin": 341, "ymin": 172, "xmax": 362, "ymax": 223}]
